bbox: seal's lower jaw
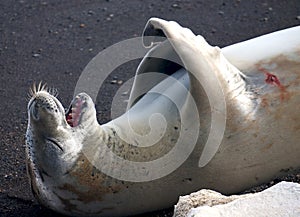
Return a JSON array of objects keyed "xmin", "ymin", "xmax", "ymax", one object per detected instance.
[{"xmin": 65, "ymin": 93, "xmax": 95, "ymax": 128}]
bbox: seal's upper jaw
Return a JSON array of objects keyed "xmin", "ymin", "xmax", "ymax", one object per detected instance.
[{"xmin": 28, "ymin": 90, "xmax": 65, "ymax": 126}]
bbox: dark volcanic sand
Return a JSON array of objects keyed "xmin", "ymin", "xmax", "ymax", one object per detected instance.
[{"xmin": 0, "ymin": 0, "xmax": 299, "ymax": 216}]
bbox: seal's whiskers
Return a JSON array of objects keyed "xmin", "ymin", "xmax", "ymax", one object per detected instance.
[{"xmin": 28, "ymin": 82, "xmax": 58, "ymax": 99}]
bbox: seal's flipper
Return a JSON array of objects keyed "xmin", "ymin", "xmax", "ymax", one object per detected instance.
[
  {"xmin": 128, "ymin": 18, "xmax": 201, "ymax": 109},
  {"xmin": 139, "ymin": 18, "xmax": 249, "ymax": 167},
  {"xmin": 143, "ymin": 18, "xmax": 246, "ymax": 95}
]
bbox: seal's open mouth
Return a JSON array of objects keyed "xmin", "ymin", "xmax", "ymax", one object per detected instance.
[{"xmin": 65, "ymin": 96, "xmax": 85, "ymax": 127}]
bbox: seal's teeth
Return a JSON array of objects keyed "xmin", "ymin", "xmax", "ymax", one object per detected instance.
[
  {"xmin": 66, "ymin": 113, "xmax": 72, "ymax": 120},
  {"xmin": 66, "ymin": 112, "xmax": 74, "ymax": 127},
  {"xmin": 66, "ymin": 96, "xmax": 84, "ymax": 127}
]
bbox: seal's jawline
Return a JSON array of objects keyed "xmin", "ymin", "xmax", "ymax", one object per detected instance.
[{"xmin": 66, "ymin": 97, "xmax": 84, "ymax": 127}]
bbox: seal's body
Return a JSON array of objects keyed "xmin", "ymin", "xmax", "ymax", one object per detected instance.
[{"xmin": 26, "ymin": 19, "xmax": 300, "ymax": 216}]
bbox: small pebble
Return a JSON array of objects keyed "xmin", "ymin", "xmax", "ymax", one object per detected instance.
[
  {"xmin": 218, "ymin": 10, "xmax": 224, "ymax": 15},
  {"xmin": 110, "ymin": 79, "xmax": 123, "ymax": 85},
  {"xmin": 79, "ymin": 23, "xmax": 85, "ymax": 28},
  {"xmin": 122, "ymin": 91, "xmax": 128, "ymax": 96},
  {"xmin": 32, "ymin": 53, "xmax": 40, "ymax": 58},
  {"xmin": 88, "ymin": 10, "xmax": 95, "ymax": 15},
  {"xmin": 110, "ymin": 80, "xmax": 117, "ymax": 84},
  {"xmin": 171, "ymin": 3, "xmax": 181, "ymax": 9}
]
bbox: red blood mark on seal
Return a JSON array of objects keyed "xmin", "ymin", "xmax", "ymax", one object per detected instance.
[
  {"xmin": 258, "ymin": 67, "xmax": 285, "ymax": 90},
  {"xmin": 258, "ymin": 67, "xmax": 288, "ymax": 101},
  {"xmin": 265, "ymin": 72, "xmax": 281, "ymax": 86}
]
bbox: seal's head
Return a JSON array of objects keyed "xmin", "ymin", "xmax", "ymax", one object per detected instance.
[{"xmin": 26, "ymin": 83, "xmax": 97, "ymax": 178}]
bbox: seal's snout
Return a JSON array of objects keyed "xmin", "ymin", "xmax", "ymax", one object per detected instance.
[
  {"xmin": 28, "ymin": 91, "xmax": 60, "ymax": 121},
  {"xmin": 27, "ymin": 82, "xmax": 62, "ymax": 121}
]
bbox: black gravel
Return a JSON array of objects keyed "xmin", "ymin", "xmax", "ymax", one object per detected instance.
[{"xmin": 0, "ymin": 0, "xmax": 299, "ymax": 216}]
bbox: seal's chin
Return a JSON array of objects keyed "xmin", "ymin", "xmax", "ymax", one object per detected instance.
[{"xmin": 65, "ymin": 95, "xmax": 86, "ymax": 127}]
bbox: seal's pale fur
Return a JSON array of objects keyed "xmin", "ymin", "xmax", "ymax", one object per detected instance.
[{"xmin": 26, "ymin": 18, "xmax": 300, "ymax": 216}]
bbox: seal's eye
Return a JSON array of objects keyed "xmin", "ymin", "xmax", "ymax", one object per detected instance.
[{"xmin": 66, "ymin": 97, "xmax": 84, "ymax": 127}]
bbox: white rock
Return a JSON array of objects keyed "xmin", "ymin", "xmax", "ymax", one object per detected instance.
[
  {"xmin": 173, "ymin": 189, "xmax": 247, "ymax": 217},
  {"xmin": 173, "ymin": 181, "xmax": 300, "ymax": 217}
]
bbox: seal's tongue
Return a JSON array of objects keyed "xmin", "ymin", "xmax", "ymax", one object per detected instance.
[{"xmin": 66, "ymin": 97, "xmax": 84, "ymax": 127}]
